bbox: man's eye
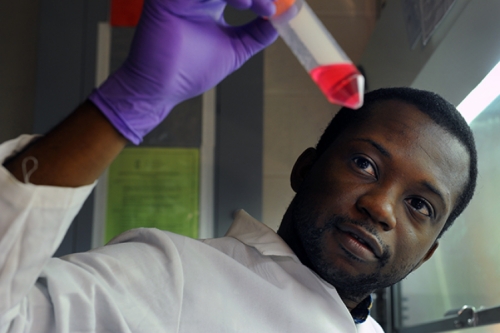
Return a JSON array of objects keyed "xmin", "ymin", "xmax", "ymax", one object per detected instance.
[
  {"xmin": 353, "ymin": 157, "xmax": 376, "ymax": 177},
  {"xmin": 406, "ymin": 198, "xmax": 433, "ymax": 217}
]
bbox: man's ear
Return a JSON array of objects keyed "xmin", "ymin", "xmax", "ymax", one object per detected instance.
[
  {"xmin": 412, "ymin": 241, "xmax": 439, "ymax": 271},
  {"xmin": 290, "ymin": 148, "xmax": 318, "ymax": 193}
]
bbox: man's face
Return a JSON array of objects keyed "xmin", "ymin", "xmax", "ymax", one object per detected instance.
[{"xmin": 290, "ymin": 100, "xmax": 469, "ymax": 304}]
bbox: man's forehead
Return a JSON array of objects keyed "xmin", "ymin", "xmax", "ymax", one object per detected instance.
[{"xmin": 350, "ymin": 100, "xmax": 454, "ymax": 143}]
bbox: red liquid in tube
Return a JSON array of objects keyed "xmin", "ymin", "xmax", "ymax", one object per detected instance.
[
  {"xmin": 310, "ymin": 63, "xmax": 364, "ymax": 110},
  {"xmin": 271, "ymin": 0, "xmax": 365, "ymax": 108}
]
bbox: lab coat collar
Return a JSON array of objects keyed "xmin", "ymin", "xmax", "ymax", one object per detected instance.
[
  {"xmin": 225, "ymin": 209, "xmax": 301, "ymax": 264},
  {"xmin": 225, "ymin": 210, "xmax": 374, "ymax": 324}
]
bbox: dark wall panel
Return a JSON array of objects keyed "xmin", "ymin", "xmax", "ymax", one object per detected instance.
[{"xmin": 214, "ymin": 8, "xmax": 264, "ymax": 236}]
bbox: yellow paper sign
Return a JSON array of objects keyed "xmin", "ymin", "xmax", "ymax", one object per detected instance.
[{"xmin": 105, "ymin": 147, "xmax": 199, "ymax": 243}]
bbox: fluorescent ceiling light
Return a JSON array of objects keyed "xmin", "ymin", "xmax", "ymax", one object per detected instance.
[{"xmin": 457, "ymin": 60, "xmax": 500, "ymax": 124}]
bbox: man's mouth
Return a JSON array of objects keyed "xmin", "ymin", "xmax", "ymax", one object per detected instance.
[
  {"xmin": 350, "ymin": 232, "xmax": 370, "ymax": 247},
  {"xmin": 337, "ymin": 225, "xmax": 384, "ymax": 260}
]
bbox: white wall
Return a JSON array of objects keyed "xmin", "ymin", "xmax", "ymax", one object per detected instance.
[{"xmin": 361, "ymin": 0, "xmax": 500, "ymax": 106}]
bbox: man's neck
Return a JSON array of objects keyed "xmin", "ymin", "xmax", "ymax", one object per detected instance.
[
  {"xmin": 277, "ymin": 209, "xmax": 314, "ymax": 270},
  {"xmin": 277, "ymin": 209, "xmax": 366, "ymax": 311}
]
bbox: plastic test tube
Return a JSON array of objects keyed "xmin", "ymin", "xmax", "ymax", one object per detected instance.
[{"xmin": 270, "ymin": 0, "xmax": 365, "ymax": 109}]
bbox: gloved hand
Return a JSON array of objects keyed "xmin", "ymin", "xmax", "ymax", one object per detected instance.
[{"xmin": 88, "ymin": 0, "xmax": 278, "ymax": 145}]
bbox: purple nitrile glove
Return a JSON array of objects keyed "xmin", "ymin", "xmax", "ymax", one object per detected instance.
[{"xmin": 89, "ymin": 0, "xmax": 278, "ymax": 145}]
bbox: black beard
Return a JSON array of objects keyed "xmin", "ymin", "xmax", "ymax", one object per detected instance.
[{"xmin": 290, "ymin": 192, "xmax": 417, "ymax": 303}]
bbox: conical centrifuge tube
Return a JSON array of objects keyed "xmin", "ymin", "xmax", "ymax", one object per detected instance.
[{"xmin": 270, "ymin": 0, "xmax": 365, "ymax": 109}]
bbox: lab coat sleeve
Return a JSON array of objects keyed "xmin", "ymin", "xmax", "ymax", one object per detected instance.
[{"xmin": 0, "ymin": 135, "xmax": 95, "ymax": 332}]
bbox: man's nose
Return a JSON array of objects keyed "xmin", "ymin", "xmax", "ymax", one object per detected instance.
[{"xmin": 356, "ymin": 187, "xmax": 397, "ymax": 231}]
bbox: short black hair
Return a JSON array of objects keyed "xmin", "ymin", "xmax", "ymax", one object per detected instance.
[{"xmin": 315, "ymin": 87, "xmax": 477, "ymax": 238}]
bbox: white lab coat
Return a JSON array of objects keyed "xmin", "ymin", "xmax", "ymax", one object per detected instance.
[{"xmin": 0, "ymin": 135, "xmax": 384, "ymax": 333}]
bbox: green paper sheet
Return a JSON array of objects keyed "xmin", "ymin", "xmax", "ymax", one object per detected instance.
[{"xmin": 105, "ymin": 147, "xmax": 199, "ymax": 243}]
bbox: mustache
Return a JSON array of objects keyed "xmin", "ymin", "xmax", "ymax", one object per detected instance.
[{"xmin": 323, "ymin": 215, "xmax": 391, "ymax": 263}]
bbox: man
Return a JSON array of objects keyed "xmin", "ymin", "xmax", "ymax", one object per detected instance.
[
  {"xmin": 0, "ymin": 0, "xmax": 476, "ymax": 332},
  {"xmin": 277, "ymin": 90, "xmax": 476, "ymax": 313}
]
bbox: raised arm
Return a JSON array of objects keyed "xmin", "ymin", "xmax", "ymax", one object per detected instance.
[
  {"xmin": 3, "ymin": 101, "xmax": 126, "ymax": 187},
  {"xmin": 3, "ymin": 0, "xmax": 278, "ymax": 188}
]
